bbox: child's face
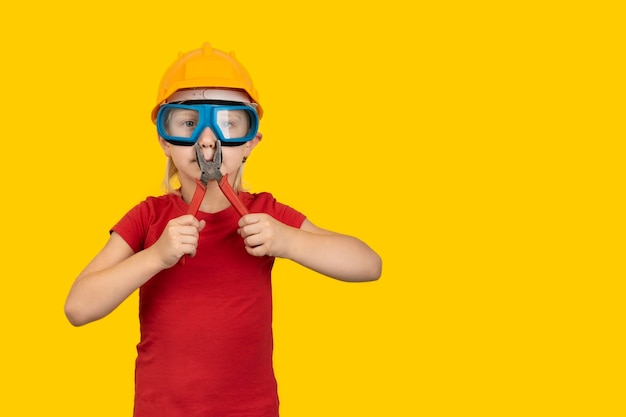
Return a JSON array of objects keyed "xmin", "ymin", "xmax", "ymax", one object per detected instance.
[{"xmin": 158, "ymin": 89, "xmax": 261, "ymax": 182}]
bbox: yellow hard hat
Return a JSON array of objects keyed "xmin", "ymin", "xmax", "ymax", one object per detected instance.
[{"xmin": 151, "ymin": 43, "xmax": 262, "ymax": 122}]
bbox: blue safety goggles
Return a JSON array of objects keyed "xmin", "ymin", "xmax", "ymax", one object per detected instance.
[{"xmin": 156, "ymin": 101, "xmax": 259, "ymax": 146}]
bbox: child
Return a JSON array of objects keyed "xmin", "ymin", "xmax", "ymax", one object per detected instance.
[{"xmin": 65, "ymin": 43, "xmax": 382, "ymax": 417}]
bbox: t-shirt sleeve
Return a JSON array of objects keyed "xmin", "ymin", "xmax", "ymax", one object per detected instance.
[
  {"xmin": 110, "ymin": 200, "xmax": 151, "ymax": 253},
  {"xmin": 246, "ymin": 192, "xmax": 306, "ymax": 229}
]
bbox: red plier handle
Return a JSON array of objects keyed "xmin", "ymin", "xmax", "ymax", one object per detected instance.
[
  {"xmin": 179, "ymin": 180, "xmax": 207, "ymax": 266},
  {"xmin": 187, "ymin": 179, "xmax": 207, "ymax": 217},
  {"xmin": 218, "ymin": 174, "xmax": 249, "ymax": 217}
]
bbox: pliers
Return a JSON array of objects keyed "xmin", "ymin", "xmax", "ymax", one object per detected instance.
[
  {"xmin": 181, "ymin": 141, "xmax": 249, "ymax": 266},
  {"xmin": 187, "ymin": 140, "xmax": 249, "ymax": 218}
]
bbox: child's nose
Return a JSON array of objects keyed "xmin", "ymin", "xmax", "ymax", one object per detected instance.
[{"xmin": 197, "ymin": 127, "xmax": 217, "ymax": 149}]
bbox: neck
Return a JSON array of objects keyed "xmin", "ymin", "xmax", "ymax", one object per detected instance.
[{"xmin": 181, "ymin": 180, "xmax": 231, "ymax": 214}]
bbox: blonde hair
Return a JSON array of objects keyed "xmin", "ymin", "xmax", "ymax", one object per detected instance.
[{"xmin": 162, "ymin": 157, "xmax": 246, "ymax": 195}]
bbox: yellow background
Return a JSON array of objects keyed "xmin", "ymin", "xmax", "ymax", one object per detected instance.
[{"xmin": 1, "ymin": 1, "xmax": 624, "ymax": 416}]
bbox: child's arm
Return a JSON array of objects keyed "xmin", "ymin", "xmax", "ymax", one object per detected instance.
[
  {"xmin": 64, "ymin": 215, "xmax": 205, "ymax": 326},
  {"xmin": 238, "ymin": 215, "xmax": 382, "ymax": 282}
]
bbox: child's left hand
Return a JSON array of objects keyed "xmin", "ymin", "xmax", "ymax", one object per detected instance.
[{"xmin": 237, "ymin": 213, "xmax": 294, "ymax": 257}]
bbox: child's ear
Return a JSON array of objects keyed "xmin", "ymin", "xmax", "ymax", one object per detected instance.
[
  {"xmin": 244, "ymin": 132, "xmax": 262, "ymax": 156},
  {"xmin": 157, "ymin": 136, "xmax": 172, "ymax": 157}
]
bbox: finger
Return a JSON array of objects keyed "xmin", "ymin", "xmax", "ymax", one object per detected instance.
[
  {"xmin": 171, "ymin": 225, "xmax": 202, "ymax": 238},
  {"xmin": 178, "ymin": 232, "xmax": 200, "ymax": 244},
  {"xmin": 177, "ymin": 236, "xmax": 201, "ymax": 257},
  {"xmin": 174, "ymin": 214, "xmax": 203, "ymax": 227},
  {"xmin": 243, "ymin": 232, "xmax": 265, "ymax": 249},
  {"xmin": 238, "ymin": 223, "xmax": 262, "ymax": 239},
  {"xmin": 238, "ymin": 213, "xmax": 260, "ymax": 228},
  {"xmin": 245, "ymin": 243, "xmax": 268, "ymax": 257},
  {"xmin": 187, "ymin": 243, "xmax": 200, "ymax": 258}
]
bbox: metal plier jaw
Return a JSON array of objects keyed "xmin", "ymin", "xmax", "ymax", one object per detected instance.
[
  {"xmin": 195, "ymin": 141, "xmax": 223, "ymax": 185},
  {"xmin": 190, "ymin": 139, "xmax": 249, "ymax": 217},
  {"xmin": 191, "ymin": 141, "xmax": 249, "ymax": 216}
]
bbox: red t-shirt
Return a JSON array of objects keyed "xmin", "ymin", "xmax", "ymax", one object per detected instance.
[{"xmin": 111, "ymin": 192, "xmax": 306, "ymax": 417}]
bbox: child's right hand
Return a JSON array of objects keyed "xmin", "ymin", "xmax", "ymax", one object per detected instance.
[{"xmin": 151, "ymin": 214, "xmax": 206, "ymax": 268}]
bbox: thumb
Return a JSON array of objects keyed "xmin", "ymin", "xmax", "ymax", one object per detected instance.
[{"xmin": 198, "ymin": 219, "xmax": 207, "ymax": 232}]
